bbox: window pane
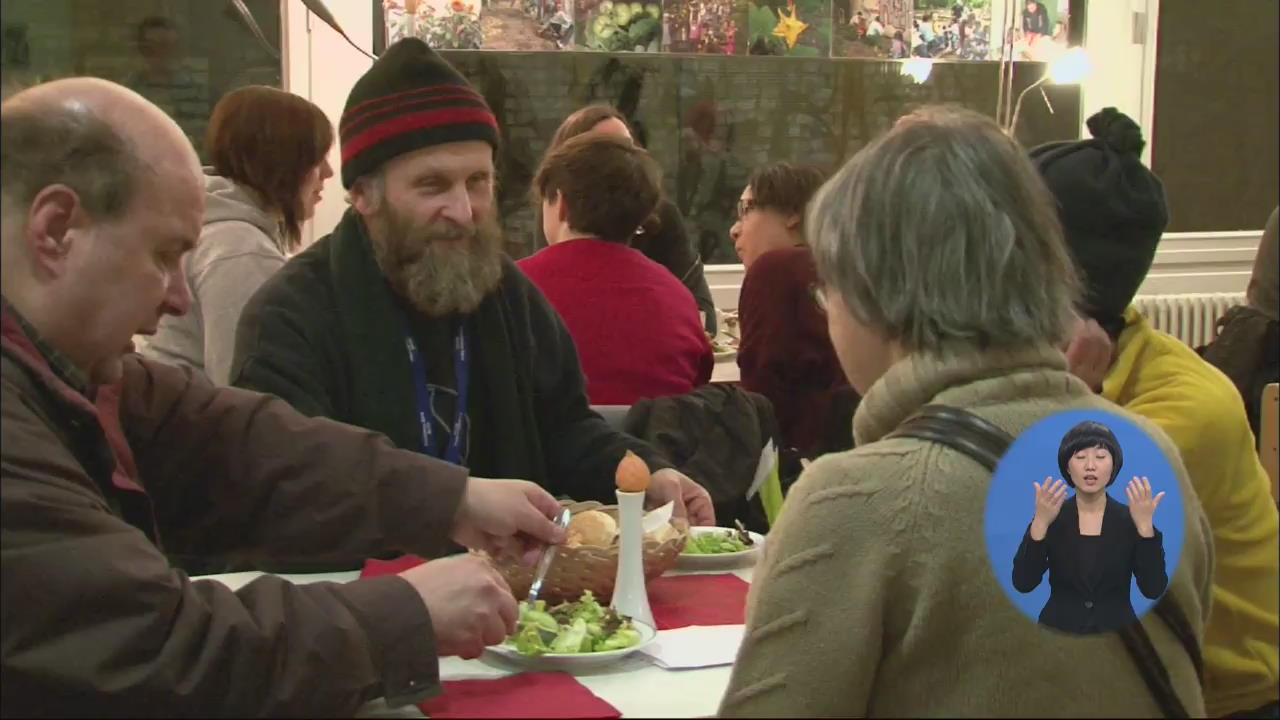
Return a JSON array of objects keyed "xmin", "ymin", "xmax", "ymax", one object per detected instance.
[
  {"xmin": 1151, "ymin": 0, "xmax": 1278, "ymax": 232},
  {"xmin": 442, "ymin": 50, "xmax": 1081, "ymax": 262},
  {"xmin": 1, "ymin": 0, "xmax": 283, "ymax": 162}
]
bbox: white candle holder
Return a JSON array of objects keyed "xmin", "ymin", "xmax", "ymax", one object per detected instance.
[{"xmin": 611, "ymin": 488, "xmax": 655, "ymax": 629}]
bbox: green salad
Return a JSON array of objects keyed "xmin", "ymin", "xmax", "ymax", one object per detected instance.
[
  {"xmin": 507, "ymin": 591, "xmax": 643, "ymax": 656},
  {"xmin": 683, "ymin": 527, "xmax": 755, "ymax": 555}
]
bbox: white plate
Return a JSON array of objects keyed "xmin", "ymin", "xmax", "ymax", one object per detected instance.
[
  {"xmin": 483, "ymin": 620, "xmax": 657, "ymax": 672},
  {"xmin": 675, "ymin": 527, "xmax": 764, "ymax": 570}
]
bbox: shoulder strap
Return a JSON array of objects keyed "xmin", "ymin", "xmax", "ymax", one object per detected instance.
[
  {"xmin": 884, "ymin": 404, "xmax": 1013, "ymax": 472},
  {"xmin": 885, "ymin": 404, "xmax": 1201, "ymax": 719}
]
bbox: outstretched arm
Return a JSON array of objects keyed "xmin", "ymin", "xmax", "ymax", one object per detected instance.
[{"xmin": 121, "ymin": 356, "xmax": 467, "ymax": 567}]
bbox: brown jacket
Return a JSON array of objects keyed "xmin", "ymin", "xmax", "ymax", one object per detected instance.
[{"xmin": 1, "ymin": 306, "xmax": 469, "ymax": 717}]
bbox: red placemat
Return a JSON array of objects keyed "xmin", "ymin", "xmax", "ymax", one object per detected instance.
[
  {"xmin": 419, "ymin": 673, "xmax": 620, "ymax": 719},
  {"xmin": 648, "ymin": 574, "xmax": 750, "ymax": 630},
  {"xmin": 361, "ymin": 555, "xmax": 425, "ymax": 578}
]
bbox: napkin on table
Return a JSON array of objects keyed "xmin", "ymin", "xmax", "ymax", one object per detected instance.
[
  {"xmin": 639, "ymin": 625, "xmax": 746, "ymax": 669},
  {"xmin": 419, "ymin": 673, "xmax": 620, "ymax": 719},
  {"xmin": 361, "ymin": 555, "xmax": 426, "ymax": 577},
  {"xmin": 648, "ymin": 574, "xmax": 750, "ymax": 630}
]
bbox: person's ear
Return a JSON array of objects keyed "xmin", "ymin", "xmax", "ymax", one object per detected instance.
[
  {"xmin": 25, "ymin": 185, "xmax": 83, "ymax": 277},
  {"xmin": 554, "ymin": 191, "xmax": 569, "ymax": 223},
  {"xmin": 349, "ymin": 180, "xmax": 379, "ymax": 217},
  {"xmin": 784, "ymin": 213, "xmax": 803, "ymax": 232}
]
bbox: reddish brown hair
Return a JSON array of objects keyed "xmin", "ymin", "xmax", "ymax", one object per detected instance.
[
  {"xmin": 548, "ymin": 104, "xmax": 631, "ymax": 152},
  {"xmin": 204, "ymin": 86, "xmax": 333, "ymax": 252},
  {"xmin": 533, "ymin": 133, "xmax": 662, "ymax": 245},
  {"xmin": 544, "ymin": 104, "xmax": 664, "ymax": 235}
]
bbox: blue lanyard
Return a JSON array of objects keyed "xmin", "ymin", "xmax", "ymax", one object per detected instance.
[{"xmin": 403, "ymin": 320, "xmax": 470, "ymax": 466}]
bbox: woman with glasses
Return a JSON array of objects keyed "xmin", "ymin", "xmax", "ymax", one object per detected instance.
[
  {"xmin": 719, "ymin": 106, "xmax": 1212, "ymax": 717},
  {"xmin": 730, "ymin": 163, "xmax": 853, "ymax": 459}
]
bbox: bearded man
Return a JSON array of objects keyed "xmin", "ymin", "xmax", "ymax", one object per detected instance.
[{"xmin": 232, "ymin": 38, "xmax": 714, "ymax": 530}]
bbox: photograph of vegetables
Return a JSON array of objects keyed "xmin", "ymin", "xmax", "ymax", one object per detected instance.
[
  {"xmin": 741, "ymin": 0, "xmax": 831, "ymax": 57},
  {"xmin": 664, "ymin": 0, "xmax": 739, "ymax": 54},
  {"xmin": 576, "ymin": 0, "xmax": 664, "ymax": 53}
]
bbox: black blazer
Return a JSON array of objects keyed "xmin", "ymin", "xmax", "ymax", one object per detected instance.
[{"xmin": 1012, "ymin": 494, "xmax": 1168, "ymax": 634}]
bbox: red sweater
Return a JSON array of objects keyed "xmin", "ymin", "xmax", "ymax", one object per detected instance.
[
  {"xmin": 518, "ymin": 238, "xmax": 713, "ymax": 405},
  {"xmin": 737, "ymin": 246, "xmax": 848, "ymax": 455}
]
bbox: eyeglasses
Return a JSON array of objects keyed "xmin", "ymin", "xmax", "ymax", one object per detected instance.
[{"xmin": 736, "ymin": 198, "xmax": 758, "ymax": 220}]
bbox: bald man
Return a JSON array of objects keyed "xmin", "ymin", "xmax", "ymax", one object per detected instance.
[{"xmin": 1, "ymin": 78, "xmax": 567, "ymax": 716}]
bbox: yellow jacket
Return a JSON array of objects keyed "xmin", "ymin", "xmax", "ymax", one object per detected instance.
[{"xmin": 1103, "ymin": 308, "xmax": 1280, "ymax": 716}]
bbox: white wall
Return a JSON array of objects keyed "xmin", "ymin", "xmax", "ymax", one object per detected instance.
[
  {"xmin": 282, "ymin": 0, "xmax": 376, "ymax": 246},
  {"xmin": 1079, "ymin": 0, "xmax": 1160, "ymax": 166}
]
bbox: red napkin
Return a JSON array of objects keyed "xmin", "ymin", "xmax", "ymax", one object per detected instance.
[
  {"xmin": 361, "ymin": 555, "xmax": 425, "ymax": 578},
  {"xmin": 419, "ymin": 673, "xmax": 621, "ymax": 719},
  {"xmin": 648, "ymin": 574, "xmax": 750, "ymax": 630}
]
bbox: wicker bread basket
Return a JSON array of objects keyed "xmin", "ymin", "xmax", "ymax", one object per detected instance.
[{"xmin": 480, "ymin": 500, "xmax": 689, "ymax": 604}]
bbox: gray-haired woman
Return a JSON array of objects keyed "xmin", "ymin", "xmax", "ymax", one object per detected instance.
[{"xmin": 718, "ymin": 106, "xmax": 1212, "ymax": 717}]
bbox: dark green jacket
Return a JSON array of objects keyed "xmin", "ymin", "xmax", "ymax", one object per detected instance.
[{"xmin": 231, "ymin": 209, "xmax": 671, "ymax": 503}]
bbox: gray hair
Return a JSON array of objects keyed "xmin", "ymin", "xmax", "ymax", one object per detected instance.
[
  {"xmin": 345, "ymin": 170, "xmax": 386, "ymax": 213},
  {"xmin": 0, "ymin": 98, "xmax": 144, "ymax": 224},
  {"xmin": 807, "ymin": 105, "xmax": 1082, "ymax": 357}
]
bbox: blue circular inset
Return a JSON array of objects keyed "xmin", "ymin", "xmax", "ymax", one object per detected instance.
[{"xmin": 984, "ymin": 408, "xmax": 1185, "ymax": 633}]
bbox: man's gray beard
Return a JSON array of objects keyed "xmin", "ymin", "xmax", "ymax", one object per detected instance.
[{"xmin": 365, "ymin": 206, "xmax": 506, "ymax": 317}]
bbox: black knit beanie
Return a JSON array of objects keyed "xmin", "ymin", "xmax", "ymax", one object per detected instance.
[
  {"xmin": 339, "ymin": 38, "xmax": 498, "ymax": 189},
  {"xmin": 1030, "ymin": 108, "xmax": 1169, "ymax": 339}
]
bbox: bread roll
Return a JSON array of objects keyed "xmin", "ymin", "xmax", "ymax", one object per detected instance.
[{"xmin": 566, "ymin": 510, "xmax": 618, "ymax": 547}]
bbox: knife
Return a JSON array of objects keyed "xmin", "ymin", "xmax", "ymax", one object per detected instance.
[{"xmin": 526, "ymin": 508, "xmax": 572, "ymax": 606}]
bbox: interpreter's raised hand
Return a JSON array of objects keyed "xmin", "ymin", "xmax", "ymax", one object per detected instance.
[
  {"xmin": 398, "ymin": 555, "xmax": 517, "ymax": 659},
  {"xmin": 1064, "ymin": 316, "xmax": 1114, "ymax": 393},
  {"xmin": 451, "ymin": 478, "xmax": 568, "ymax": 565},
  {"xmin": 650, "ymin": 469, "xmax": 717, "ymax": 527},
  {"xmin": 1126, "ymin": 476, "xmax": 1164, "ymax": 538},
  {"xmin": 1029, "ymin": 477, "xmax": 1068, "ymax": 540}
]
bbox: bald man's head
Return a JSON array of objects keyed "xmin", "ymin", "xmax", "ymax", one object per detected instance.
[
  {"xmin": 1, "ymin": 78, "xmax": 204, "ymax": 385},
  {"xmin": 1, "ymin": 77, "xmax": 198, "ymax": 231}
]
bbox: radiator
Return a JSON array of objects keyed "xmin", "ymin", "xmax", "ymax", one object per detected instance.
[{"xmin": 1132, "ymin": 293, "xmax": 1246, "ymax": 348}]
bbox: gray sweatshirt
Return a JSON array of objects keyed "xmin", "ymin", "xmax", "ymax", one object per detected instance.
[{"xmin": 140, "ymin": 171, "xmax": 286, "ymax": 385}]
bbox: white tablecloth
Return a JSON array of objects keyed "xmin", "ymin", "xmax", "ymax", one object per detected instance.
[
  {"xmin": 711, "ymin": 358, "xmax": 740, "ymax": 384},
  {"xmin": 201, "ymin": 563, "xmax": 755, "ymax": 718}
]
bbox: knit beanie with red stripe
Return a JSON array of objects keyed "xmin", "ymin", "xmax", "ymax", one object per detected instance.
[{"xmin": 339, "ymin": 38, "xmax": 498, "ymax": 189}]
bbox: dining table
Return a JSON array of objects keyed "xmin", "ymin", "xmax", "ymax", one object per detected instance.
[
  {"xmin": 710, "ymin": 356, "xmax": 740, "ymax": 384},
  {"xmin": 199, "ymin": 558, "xmax": 756, "ymax": 718}
]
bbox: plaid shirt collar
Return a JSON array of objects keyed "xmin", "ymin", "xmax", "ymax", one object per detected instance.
[{"xmin": 0, "ymin": 296, "xmax": 90, "ymax": 397}]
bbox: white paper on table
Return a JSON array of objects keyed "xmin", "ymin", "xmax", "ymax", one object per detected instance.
[
  {"xmin": 638, "ymin": 625, "xmax": 746, "ymax": 670},
  {"xmin": 745, "ymin": 441, "xmax": 776, "ymax": 501}
]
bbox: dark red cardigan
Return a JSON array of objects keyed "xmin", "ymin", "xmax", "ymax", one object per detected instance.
[
  {"xmin": 737, "ymin": 246, "xmax": 849, "ymax": 455},
  {"xmin": 518, "ymin": 238, "xmax": 713, "ymax": 405}
]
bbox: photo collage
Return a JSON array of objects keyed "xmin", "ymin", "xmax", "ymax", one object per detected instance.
[{"xmin": 382, "ymin": 0, "xmax": 1069, "ymax": 58}]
